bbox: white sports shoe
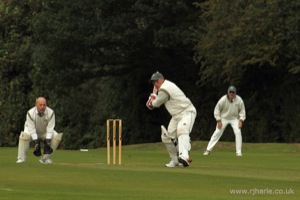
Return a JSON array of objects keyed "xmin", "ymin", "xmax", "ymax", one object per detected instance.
[
  {"xmin": 165, "ymin": 161, "xmax": 179, "ymax": 168},
  {"xmin": 39, "ymin": 158, "xmax": 53, "ymax": 164},
  {"xmin": 236, "ymin": 153, "xmax": 242, "ymax": 157},
  {"xmin": 203, "ymin": 150, "xmax": 210, "ymax": 155},
  {"xmin": 44, "ymin": 158, "xmax": 53, "ymax": 164},
  {"xmin": 16, "ymin": 159, "xmax": 25, "ymax": 163}
]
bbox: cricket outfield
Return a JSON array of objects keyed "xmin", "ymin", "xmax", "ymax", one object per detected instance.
[{"xmin": 0, "ymin": 141, "xmax": 299, "ymax": 200}]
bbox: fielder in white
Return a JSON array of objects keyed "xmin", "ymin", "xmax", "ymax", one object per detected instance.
[
  {"xmin": 146, "ymin": 72, "xmax": 197, "ymax": 167},
  {"xmin": 16, "ymin": 97, "xmax": 63, "ymax": 164},
  {"xmin": 203, "ymin": 86, "xmax": 246, "ymax": 156}
]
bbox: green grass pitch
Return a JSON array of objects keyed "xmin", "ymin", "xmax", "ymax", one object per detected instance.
[{"xmin": 0, "ymin": 141, "xmax": 299, "ymax": 200}]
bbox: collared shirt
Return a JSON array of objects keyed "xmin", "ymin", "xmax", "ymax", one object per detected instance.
[
  {"xmin": 152, "ymin": 80, "xmax": 196, "ymax": 117},
  {"xmin": 214, "ymin": 94, "xmax": 246, "ymax": 121},
  {"xmin": 24, "ymin": 107, "xmax": 55, "ymax": 137}
]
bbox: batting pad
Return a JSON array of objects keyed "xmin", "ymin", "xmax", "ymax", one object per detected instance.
[
  {"xmin": 51, "ymin": 132, "xmax": 63, "ymax": 150},
  {"xmin": 161, "ymin": 125, "xmax": 174, "ymax": 143},
  {"xmin": 165, "ymin": 143, "xmax": 178, "ymax": 163},
  {"xmin": 17, "ymin": 132, "xmax": 31, "ymax": 161},
  {"xmin": 42, "ymin": 132, "xmax": 63, "ymax": 160}
]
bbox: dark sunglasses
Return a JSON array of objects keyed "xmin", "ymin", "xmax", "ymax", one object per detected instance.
[{"xmin": 229, "ymin": 91, "xmax": 235, "ymax": 94}]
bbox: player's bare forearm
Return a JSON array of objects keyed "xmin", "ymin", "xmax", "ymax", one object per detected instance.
[{"xmin": 152, "ymin": 86, "xmax": 157, "ymax": 94}]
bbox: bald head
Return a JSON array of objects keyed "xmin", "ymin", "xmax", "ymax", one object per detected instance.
[{"xmin": 36, "ymin": 97, "xmax": 47, "ymax": 114}]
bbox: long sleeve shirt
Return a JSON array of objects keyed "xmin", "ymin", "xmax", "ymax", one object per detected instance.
[
  {"xmin": 152, "ymin": 80, "xmax": 196, "ymax": 117},
  {"xmin": 24, "ymin": 107, "xmax": 55, "ymax": 138},
  {"xmin": 214, "ymin": 95, "xmax": 246, "ymax": 121}
]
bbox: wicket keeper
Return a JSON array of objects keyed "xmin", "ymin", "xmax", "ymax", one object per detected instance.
[{"xmin": 16, "ymin": 97, "xmax": 63, "ymax": 164}]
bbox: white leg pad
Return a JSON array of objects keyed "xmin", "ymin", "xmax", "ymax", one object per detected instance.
[
  {"xmin": 51, "ymin": 132, "xmax": 63, "ymax": 150},
  {"xmin": 164, "ymin": 143, "xmax": 179, "ymax": 163},
  {"xmin": 42, "ymin": 132, "xmax": 63, "ymax": 160},
  {"xmin": 161, "ymin": 126, "xmax": 178, "ymax": 163},
  {"xmin": 161, "ymin": 125, "xmax": 176, "ymax": 143},
  {"xmin": 17, "ymin": 132, "xmax": 31, "ymax": 161}
]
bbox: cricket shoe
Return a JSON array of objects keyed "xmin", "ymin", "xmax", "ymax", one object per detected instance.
[
  {"xmin": 178, "ymin": 157, "xmax": 192, "ymax": 167},
  {"xmin": 39, "ymin": 158, "xmax": 53, "ymax": 164},
  {"xmin": 203, "ymin": 150, "xmax": 210, "ymax": 155},
  {"xmin": 165, "ymin": 161, "xmax": 179, "ymax": 168},
  {"xmin": 236, "ymin": 153, "xmax": 242, "ymax": 157},
  {"xmin": 16, "ymin": 159, "xmax": 25, "ymax": 163}
]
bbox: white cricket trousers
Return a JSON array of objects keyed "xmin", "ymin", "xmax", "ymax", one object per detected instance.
[
  {"xmin": 168, "ymin": 111, "xmax": 196, "ymax": 159},
  {"xmin": 206, "ymin": 118, "xmax": 242, "ymax": 154}
]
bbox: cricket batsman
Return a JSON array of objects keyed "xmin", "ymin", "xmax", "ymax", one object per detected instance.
[
  {"xmin": 146, "ymin": 72, "xmax": 197, "ymax": 167},
  {"xmin": 16, "ymin": 97, "xmax": 63, "ymax": 164}
]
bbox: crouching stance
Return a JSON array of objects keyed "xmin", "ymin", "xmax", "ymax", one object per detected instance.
[
  {"xmin": 203, "ymin": 86, "xmax": 246, "ymax": 156},
  {"xmin": 16, "ymin": 97, "xmax": 63, "ymax": 164},
  {"xmin": 146, "ymin": 72, "xmax": 196, "ymax": 167}
]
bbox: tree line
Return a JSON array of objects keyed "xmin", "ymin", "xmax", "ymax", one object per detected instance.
[{"xmin": 1, "ymin": 0, "xmax": 299, "ymax": 149}]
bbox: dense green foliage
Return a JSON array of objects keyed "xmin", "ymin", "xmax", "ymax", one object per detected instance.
[
  {"xmin": 0, "ymin": 0, "xmax": 299, "ymax": 148},
  {"xmin": 194, "ymin": 0, "xmax": 300, "ymax": 142}
]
